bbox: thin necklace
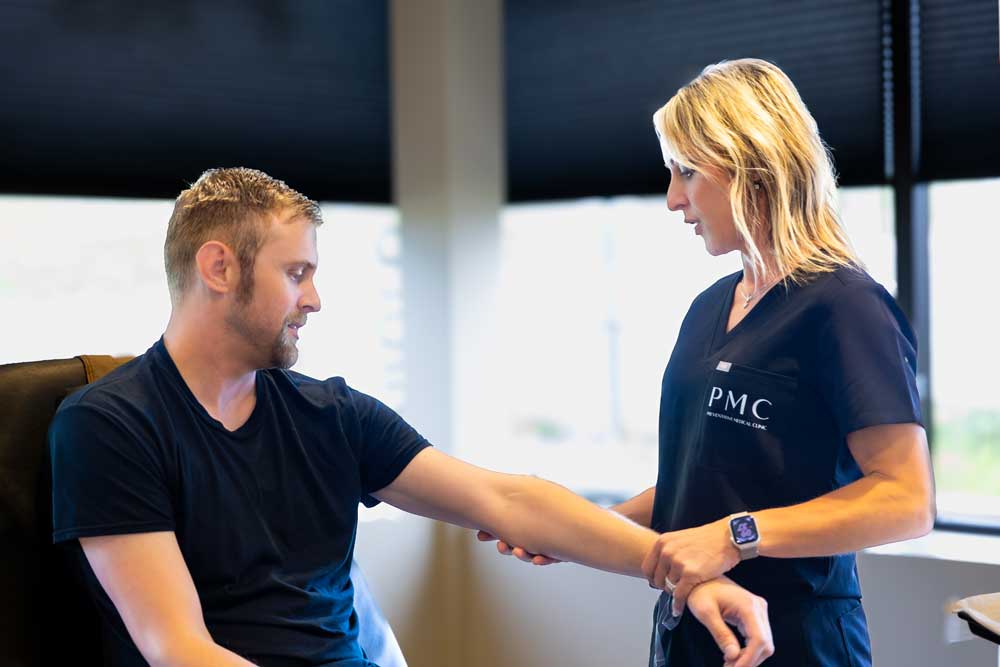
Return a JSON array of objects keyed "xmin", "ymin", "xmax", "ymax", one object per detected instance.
[{"xmin": 739, "ymin": 276, "xmax": 779, "ymax": 309}]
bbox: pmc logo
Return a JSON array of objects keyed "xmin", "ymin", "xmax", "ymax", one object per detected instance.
[{"xmin": 706, "ymin": 387, "xmax": 772, "ymax": 431}]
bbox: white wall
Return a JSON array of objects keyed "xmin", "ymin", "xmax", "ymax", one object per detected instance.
[{"xmin": 859, "ymin": 540, "xmax": 1000, "ymax": 667}]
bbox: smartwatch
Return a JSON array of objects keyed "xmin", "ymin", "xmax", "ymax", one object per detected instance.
[{"xmin": 728, "ymin": 512, "xmax": 760, "ymax": 560}]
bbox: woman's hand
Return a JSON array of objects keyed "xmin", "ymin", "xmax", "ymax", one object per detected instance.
[
  {"xmin": 687, "ymin": 576, "xmax": 774, "ymax": 667},
  {"xmin": 477, "ymin": 529, "xmax": 774, "ymax": 666},
  {"xmin": 476, "ymin": 530, "xmax": 562, "ymax": 565},
  {"xmin": 642, "ymin": 518, "xmax": 741, "ymax": 615}
]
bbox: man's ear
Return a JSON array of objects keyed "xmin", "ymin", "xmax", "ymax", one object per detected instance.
[{"xmin": 194, "ymin": 240, "xmax": 238, "ymax": 295}]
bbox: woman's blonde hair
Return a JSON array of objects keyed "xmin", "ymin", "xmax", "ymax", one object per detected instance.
[{"xmin": 653, "ymin": 58, "xmax": 860, "ymax": 284}]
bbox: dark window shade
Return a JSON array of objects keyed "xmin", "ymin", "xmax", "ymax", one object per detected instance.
[
  {"xmin": 0, "ymin": 1, "xmax": 390, "ymax": 202},
  {"xmin": 919, "ymin": 0, "xmax": 1000, "ymax": 181},
  {"xmin": 506, "ymin": 1, "xmax": 886, "ymax": 202}
]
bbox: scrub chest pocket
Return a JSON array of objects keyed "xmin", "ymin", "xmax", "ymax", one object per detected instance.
[{"xmin": 697, "ymin": 360, "xmax": 798, "ymax": 479}]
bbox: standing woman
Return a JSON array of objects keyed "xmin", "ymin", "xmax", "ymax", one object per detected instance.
[
  {"xmin": 492, "ymin": 58, "xmax": 935, "ymax": 667},
  {"xmin": 630, "ymin": 58, "xmax": 936, "ymax": 666}
]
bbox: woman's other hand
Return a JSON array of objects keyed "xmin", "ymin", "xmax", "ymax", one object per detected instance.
[{"xmin": 475, "ymin": 530, "xmax": 562, "ymax": 565}]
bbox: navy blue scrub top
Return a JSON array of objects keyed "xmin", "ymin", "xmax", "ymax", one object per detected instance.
[{"xmin": 650, "ymin": 266, "xmax": 922, "ymax": 602}]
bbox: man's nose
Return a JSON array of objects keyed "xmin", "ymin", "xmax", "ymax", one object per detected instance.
[{"xmin": 302, "ymin": 281, "xmax": 321, "ymax": 313}]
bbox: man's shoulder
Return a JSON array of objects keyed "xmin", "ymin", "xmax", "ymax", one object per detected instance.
[
  {"xmin": 49, "ymin": 352, "xmax": 169, "ymax": 464},
  {"xmin": 59, "ymin": 351, "xmax": 160, "ymax": 420},
  {"xmin": 269, "ymin": 371, "xmax": 396, "ymax": 427},
  {"xmin": 267, "ymin": 369, "xmax": 357, "ymax": 408},
  {"xmin": 272, "ymin": 368, "xmax": 348, "ymax": 394}
]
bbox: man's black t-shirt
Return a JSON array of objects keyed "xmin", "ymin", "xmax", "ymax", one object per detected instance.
[
  {"xmin": 50, "ymin": 338, "xmax": 430, "ymax": 667},
  {"xmin": 650, "ymin": 266, "xmax": 922, "ymax": 665}
]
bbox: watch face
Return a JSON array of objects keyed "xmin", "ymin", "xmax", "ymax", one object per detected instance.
[{"xmin": 730, "ymin": 515, "xmax": 758, "ymax": 545}]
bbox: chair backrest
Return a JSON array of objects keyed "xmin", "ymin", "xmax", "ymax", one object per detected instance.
[
  {"xmin": 0, "ymin": 356, "xmax": 108, "ymax": 667},
  {"xmin": 0, "ymin": 355, "xmax": 406, "ymax": 667}
]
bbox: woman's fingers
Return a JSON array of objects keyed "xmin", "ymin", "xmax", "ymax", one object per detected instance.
[{"xmin": 477, "ymin": 530, "xmax": 560, "ymax": 565}]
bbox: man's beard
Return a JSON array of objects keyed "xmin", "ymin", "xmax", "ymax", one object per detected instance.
[
  {"xmin": 268, "ymin": 322, "xmax": 299, "ymax": 369},
  {"xmin": 226, "ymin": 301, "xmax": 299, "ymax": 370}
]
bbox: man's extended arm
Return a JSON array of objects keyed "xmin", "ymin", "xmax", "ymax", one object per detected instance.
[
  {"xmin": 479, "ymin": 485, "xmax": 657, "ymax": 566},
  {"xmin": 373, "ymin": 448, "xmax": 774, "ymax": 666},
  {"xmin": 374, "ymin": 448, "xmax": 660, "ymax": 577}
]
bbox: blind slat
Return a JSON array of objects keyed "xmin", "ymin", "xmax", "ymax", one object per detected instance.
[
  {"xmin": 506, "ymin": 0, "xmax": 885, "ymax": 202},
  {"xmin": 0, "ymin": 1, "xmax": 391, "ymax": 202},
  {"xmin": 919, "ymin": 0, "xmax": 1000, "ymax": 181}
]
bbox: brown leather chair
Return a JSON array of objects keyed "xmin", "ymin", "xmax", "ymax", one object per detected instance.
[{"xmin": 0, "ymin": 355, "xmax": 405, "ymax": 667}]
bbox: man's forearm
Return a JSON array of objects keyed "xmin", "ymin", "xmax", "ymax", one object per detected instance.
[{"xmin": 487, "ymin": 476, "xmax": 659, "ymax": 578}]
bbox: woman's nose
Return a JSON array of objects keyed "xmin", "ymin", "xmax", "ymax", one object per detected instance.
[{"xmin": 666, "ymin": 178, "xmax": 686, "ymax": 212}]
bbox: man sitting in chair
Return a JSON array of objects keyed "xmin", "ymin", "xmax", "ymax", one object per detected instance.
[{"xmin": 50, "ymin": 168, "xmax": 774, "ymax": 667}]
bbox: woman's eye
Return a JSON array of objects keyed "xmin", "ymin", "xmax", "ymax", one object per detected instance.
[{"xmin": 680, "ymin": 168, "xmax": 695, "ymax": 179}]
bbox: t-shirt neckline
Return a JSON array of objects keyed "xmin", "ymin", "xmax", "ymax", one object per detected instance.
[{"xmin": 151, "ymin": 337, "xmax": 266, "ymax": 438}]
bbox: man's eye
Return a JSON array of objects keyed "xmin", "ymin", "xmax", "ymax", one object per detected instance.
[{"xmin": 290, "ymin": 271, "xmax": 305, "ymax": 282}]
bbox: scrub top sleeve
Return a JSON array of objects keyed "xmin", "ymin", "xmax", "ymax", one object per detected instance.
[
  {"xmin": 350, "ymin": 389, "xmax": 432, "ymax": 507},
  {"xmin": 815, "ymin": 280, "xmax": 923, "ymax": 439},
  {"xmin": 50, "ymin": 404, "xmax": 175, "ymax": 543}
]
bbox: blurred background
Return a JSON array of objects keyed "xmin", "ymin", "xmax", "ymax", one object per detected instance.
[{"xmin": 1, "ymin": 2, "xmax": 998, "ymax": 665}]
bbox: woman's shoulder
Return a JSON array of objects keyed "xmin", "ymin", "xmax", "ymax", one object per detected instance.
[
  {"xmin": 799, "ymin": 264, "xmax": 912, "ymax": 332},
  {"xmin": 799, "ymin": 264, "xmax": 889, "ymax": 304}
]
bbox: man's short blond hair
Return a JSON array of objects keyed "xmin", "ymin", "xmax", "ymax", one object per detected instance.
[{"xmin": 164, "ymin": 167, "xmax": 322, "ymax": 303}]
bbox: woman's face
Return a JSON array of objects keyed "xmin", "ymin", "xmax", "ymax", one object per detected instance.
[{"xmin": 665, "ymin": 160, "xmax": 743, "ymax": 256}]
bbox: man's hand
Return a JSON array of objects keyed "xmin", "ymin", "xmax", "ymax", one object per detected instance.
[
  {"xmin": 687, "ymin": 577, "xmax": 773, "ymax": 667},
  {"xmin": 642, "ymin": 518, "xmax": 740, "ymax": 616},
  {"xmin": 476, "ymin": 530, "xmax": 561, "ymax": 565}
]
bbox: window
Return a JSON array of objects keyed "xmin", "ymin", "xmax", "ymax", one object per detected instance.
[
  {"xmin": 297, "ymin": 204, "xmax": 404, "ymax": 406},
  {"xmin": 838, "ymin": 186, "xmax": 896, "ymax": 295},
  {"xmin": 487, "ymin": 188, "xmax": 893, "ymax": 497},
  {"xmin": 929, "ymin": 179, "xmax": 1000, "ymax": 525},
  {"xmin": 0, "ymin": 195, "xmax": 175, "ymax": 364},
  {"xmin": 0, "ymin": 196, "xmax": 404, "ymax": 407}
]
